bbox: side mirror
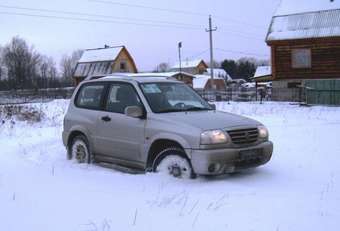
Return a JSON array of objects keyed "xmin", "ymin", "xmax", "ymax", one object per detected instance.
[
  {"xmin": 125, "ymin": 106, "xmax": 144, "ymax": 118},
  {"xmin": 209, "ymin": 103, "xmax": 216, "ymax": 110}
]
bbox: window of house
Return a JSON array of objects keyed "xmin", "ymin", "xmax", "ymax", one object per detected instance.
[
  {"xmin": 120, "ymin": 62, "xmax": 127, "ymax": 71},
  {"xmin": 291, "ymin": 49, "xmax": 311, "ymax": 68}
]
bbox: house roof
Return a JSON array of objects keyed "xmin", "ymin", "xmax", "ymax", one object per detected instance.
[
  {"xmin": 267, "ymin": 1, "xmax": 340, "ymax": 41},
  {"xmin": 192, "ymin": 74, "xmax": 225, "ymax": 89},
  {"xmin": 254, "ymin": 66, "xmax": 272, "ymax": 78},
  {"xmin": 205, "ymin": 68, "xmax": 232, "ymax": 81},
  {"xmin": 172, "ymin": 59, "xmax": 207, "ymax": 69},
  {"xmin": 78, "ymin": 46, "xmax": 124, "ymax": 63}
]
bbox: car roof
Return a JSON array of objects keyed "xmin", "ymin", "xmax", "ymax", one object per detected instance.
[{"xmin": 85, "ymin": 74, "xmax": 181, "ymax": 84}]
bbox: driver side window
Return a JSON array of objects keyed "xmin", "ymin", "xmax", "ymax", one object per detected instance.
[{"xmin": 106, "ymin": 83, "xmax": 142, "ymax": 114}]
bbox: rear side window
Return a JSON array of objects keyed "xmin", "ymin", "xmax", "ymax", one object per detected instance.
[
  {"xmin": 106, "ymin": 83, "xmax": 142, "ymax": 114},
  {"xmin": 75, "ymin": 84, "xmax": 105, "ymax": 110}
]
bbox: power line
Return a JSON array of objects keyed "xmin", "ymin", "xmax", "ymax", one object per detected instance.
[
  {"xmin": 214, "ymin": 16, "xmax": 265, "ymax": 30},
  {"xmin": 89, "ymin": 0, "xmax": 267, "ymax": 29},
  {"xmin": 0, "ymin": 11, "xmax": 204, "ymax": 30},
  {"xmin": 0, "ymin": 4, "xmax": 204, "ymax": 28},
  {"xmin": 215, "ymin": 48, "xmax": 269, "ymax": 58},
  {"xmin": 88, "ymin": 0, "xmax": 208, "ymax": 17},
  {"xmin": 185, "ymin": 48, "xmax": 269, "ymax": 61},
  {"xmin": 186, "ymin": 49, "xmax": 210, "ymax": 60},
  {"xmin": 0, "ymin": 4, "xmax": 266, "ymax": 40},
  {"xmin": 218, "ymin": 28, "xmax": 265, "ymax": 41}
]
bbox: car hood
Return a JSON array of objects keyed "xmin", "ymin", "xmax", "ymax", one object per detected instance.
[{"xmin": 153, "ymin": 110, "xmax": 261, "ymax": 131}]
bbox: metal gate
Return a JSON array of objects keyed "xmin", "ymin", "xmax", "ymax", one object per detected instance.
[{"xmin": 305, "ymin": 80, "xmax": 340, "ymax": 105}]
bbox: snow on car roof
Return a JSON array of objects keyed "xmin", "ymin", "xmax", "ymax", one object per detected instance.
[
  {"xmin": 93, "ymin": 74, "xmax": 180, "ymax": 83},
  {"xmin": 78, "ymin": 46, "xmax": 123, "ymax": 63}
]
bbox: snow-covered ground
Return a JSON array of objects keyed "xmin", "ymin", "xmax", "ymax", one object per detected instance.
[{"xmin": 1, "ymin": 100, "xmax": 340, "ymax": 231}]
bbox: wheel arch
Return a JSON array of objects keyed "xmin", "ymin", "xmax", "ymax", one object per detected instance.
[{"xmin": 146, "ymin": 138, "xmax": 190, "ymax": 170}]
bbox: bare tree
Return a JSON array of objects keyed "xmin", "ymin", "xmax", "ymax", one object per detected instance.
[
  {"xmin": 153, "ymin": 62, "xmax": 170, "ymax": 72},
  {"xmin": 60, "ymin": 49, "xmax": 83, "ymax": 80},
  {"xmin": 2, "ymin": 36, "xmax": 41, "ymax": 89}
]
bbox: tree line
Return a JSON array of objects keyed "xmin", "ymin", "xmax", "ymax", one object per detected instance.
[
  {"xmin": 0, "ymin": 36, "xmax": 82, "ymax": 91},
  {"xmin": 0, "ymin": 36, "xmax": 269, "ymax": 91}
]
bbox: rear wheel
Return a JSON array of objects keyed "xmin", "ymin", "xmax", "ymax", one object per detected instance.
[
  {"xmin": 153, "ymin": 148, "xmax": 195, "ymax": 179},
  {"xmin": 69, "ymin": 135, "xmax": 91, "ymax": 164}
]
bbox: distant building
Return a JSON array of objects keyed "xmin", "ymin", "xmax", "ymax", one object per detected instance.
[
  {"xmin": 204, "ymin": 68, "xmax": 232, "ymax": 81},
  {"xmin": 130, "ymin": 72, "xmax": 195, "ymax": 86},
  {"xmin": 73, "ymin": 46, "xmax": 137, "ymax": 85},
  {"xmin": 266, "ymin": 0, "xmax": 340, "ymax": 101},
  {"xmin": 193, "ymin": 75, "xmax": 226, "ymax": 91},
  {"xmin": 171, "ymin": 59, "xmax": 208, "ymax": 75},
  {"xmin": 252, "ymin": 66, "xmax": 272, "ymax": 83}
]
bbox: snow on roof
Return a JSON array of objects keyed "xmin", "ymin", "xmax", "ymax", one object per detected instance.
[
  {"xmin": 172, "ymin": 59, "xmax": 205, "ymax": 69},
  {"xmin": 275, "ymin": 0, "xmax": 340, "ymax": 16},
  {"xmin": 193, "ymin": 75, "xmax": 209, "ymax": 89},
  {"xmin": 204, "ymin": 68, "xmax": 232, "ymax": 81},
  {"xmin": 192, "ymin": 74, "xmax": 225, "ymax": 89},
  {"xmin": 254, "ymin": 66, "xmax": 272, "ymax": 78},
  {"xmin": 268, "ymin": 1, "xmax": 340, "ymax": 41},
  {"xmin": 78, "ymin": 46, "xmax": 123, "ymax": 63}
]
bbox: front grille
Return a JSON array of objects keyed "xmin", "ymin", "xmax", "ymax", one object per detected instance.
[{"xmin": 227, "ymin": 128, "xmax": 258, "ymax": 145}]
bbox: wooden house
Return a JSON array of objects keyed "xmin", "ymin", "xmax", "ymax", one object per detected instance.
[
  {"xmin": 252, "ymin": 66, "xmax": 272, "ymax": 83},
  {"xmin": 204, "ymin": 68, "xmax": 232, "ymax": 81},
  {"xmin": 171, "ymin": 59, "xmax": 208, "ymax": 75},
  {"xmin": 73, "ymin": 46, "xmax": 137, "ymax": 85},
  {"xmin": 266, "ymin": 0, "xmax": 340, "ymax": 101},
  {"xmin": 193, "ymin": 75, "xmax": 226, "ymax": 91}
]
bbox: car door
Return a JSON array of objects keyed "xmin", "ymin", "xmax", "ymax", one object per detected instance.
[{"xmin": 94, "ymin": 82, "xmax": 146, "ymax": 164}]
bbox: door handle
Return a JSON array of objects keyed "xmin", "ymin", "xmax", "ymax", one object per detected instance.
[{"xmin": 101, "ymin": 116, "xmax": 111, "ymax": 122}]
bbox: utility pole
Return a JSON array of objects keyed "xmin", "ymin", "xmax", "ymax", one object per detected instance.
[
  {"xmin": 178, "ymin": 42, "xmax": 182, "ymax": 75},
  {"xmin": 205, "ymin": 15, "xmax": 217, "ymax": 88}
]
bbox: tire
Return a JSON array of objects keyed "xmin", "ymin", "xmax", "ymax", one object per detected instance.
[
  {"xmin": 69, "ymin": 135, "xmax": 91, "ymax": 164},
  {"xmin": 152, "ymin": 148, "xmax": 196, "ymax": 179}
]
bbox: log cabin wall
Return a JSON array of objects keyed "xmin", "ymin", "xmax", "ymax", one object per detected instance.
[{"xmin": 269, "ymin": 38, "xmax": 340, "ymax": 80}]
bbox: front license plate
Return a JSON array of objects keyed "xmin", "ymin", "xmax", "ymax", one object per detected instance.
[{"xmin": 239, "ymin": 149, "xmax": 262, "ymax": 160}]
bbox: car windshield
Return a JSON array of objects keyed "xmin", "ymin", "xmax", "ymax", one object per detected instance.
[{"xmin": 140, "ymin": 82, "xmax": 213, "ymax": 113}]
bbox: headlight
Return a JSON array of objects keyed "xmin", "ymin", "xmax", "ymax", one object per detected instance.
[
  {"xmin": 258, "ymin": 126, "xmax": 269, "ymax": 139},
  {"xmin": 200, "ymin": 130, "xmax": 230, "ymax": 145}
]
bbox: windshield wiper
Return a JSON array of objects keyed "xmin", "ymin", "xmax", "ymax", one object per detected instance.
[
  {"xmin": 185, "ymin": 107, "xmax": 211, "ymax": 111},
  {"xmin": 157, "ymin": 108, "xmax": 186, "ymax": 113}
]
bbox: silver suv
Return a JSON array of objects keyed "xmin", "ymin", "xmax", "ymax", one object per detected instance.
[{"xmin": 62, "ymin": 75, "xmax": 273, "ymax": 178}]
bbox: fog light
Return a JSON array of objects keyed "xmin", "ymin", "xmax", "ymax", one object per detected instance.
[
  {"xmin": 208, "ymin": 163, "xmax": 221, "ymax": 173},
  {"xmin": 208, "ymin": 164, "xmax": 216, "ymax": 173}
]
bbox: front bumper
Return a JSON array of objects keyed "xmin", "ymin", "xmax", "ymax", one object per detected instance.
[
  {"xmin": 62, "ymin": 131, "xmax": 69, "ymax": 147},
  {"xmin": 190, "ymin": 141, "xmax": 273, "ymax": 175}
]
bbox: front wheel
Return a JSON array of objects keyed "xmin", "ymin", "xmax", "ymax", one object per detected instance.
[
  {"xmin": 69, "ymin": 135, "xmax": 91, "ymax": 164},
  {"xmin": 153, "ymin": 148, "xmax": 196, "ymax": 179}
]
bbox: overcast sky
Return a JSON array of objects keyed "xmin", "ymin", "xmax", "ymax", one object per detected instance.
[{"xmin": 0, "ymin": 0, "xmax": 281, "ymax": 71}]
